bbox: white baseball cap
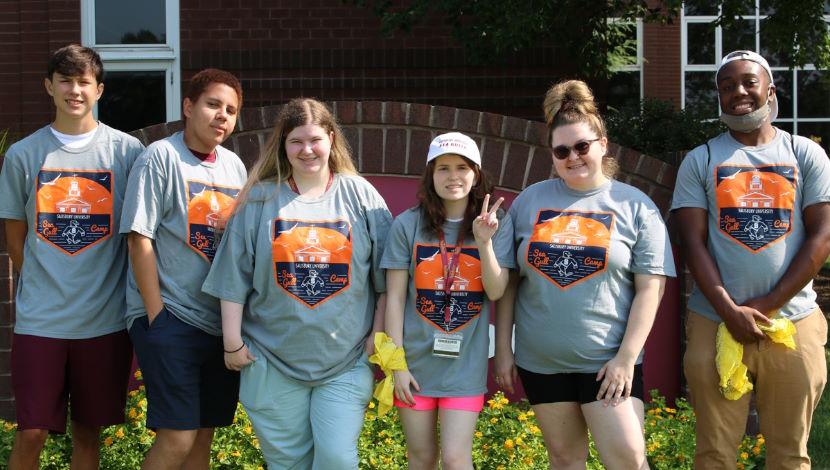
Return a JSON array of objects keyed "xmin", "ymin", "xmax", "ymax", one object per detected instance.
[
  {"xmin": 716, "ymin": 50, "xmax": 778, "ymax": 121},
  {"xmin": 426, "ymin": 132, "xmax": 481, "ymax": 167}
]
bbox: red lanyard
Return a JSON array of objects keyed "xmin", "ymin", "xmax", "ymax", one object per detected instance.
[
  {"xmin": 288, "ymin": 172, "xmax": 333, "ymax": 195},
  {"xmin": 438, "ymin": 229, "xmax": 465, "ymax": 328}
]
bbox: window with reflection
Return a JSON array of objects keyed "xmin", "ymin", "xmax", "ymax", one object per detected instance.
[{"xmin": 95, "ymin": 0, "xmax": 165, "ymax": 45}]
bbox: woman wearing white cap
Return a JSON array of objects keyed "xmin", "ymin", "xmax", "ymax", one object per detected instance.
[{"xmin": 378, "ymin": 132, "xmax": 515, "ymax": 469}]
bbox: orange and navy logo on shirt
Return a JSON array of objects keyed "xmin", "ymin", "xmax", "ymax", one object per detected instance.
[
  {"xmin": 715, "ymin": 165, "xmax": 796, "ymax": 252},
  {"xmin": 525, "ymin": 210, "xmax": 614, "ymax": 288},
  {"xmin": 35, "ymin": 169, "xmax": 113, "ymax": 255},
  {"xmin": 413, "ymin": 244, "xmax": 484, "ymax": 333},
  {"xmin": 271, "ymin": 218, "xmax": 352, "ymax": 308},
  {"xmin": 186, "ymin": 180, "xmax": 240, "ymax": 261}
]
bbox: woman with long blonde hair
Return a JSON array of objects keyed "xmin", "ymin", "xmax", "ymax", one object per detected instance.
[{"xmin": 203, "ymin": 98, "xmax": 391, "ymax": 469}]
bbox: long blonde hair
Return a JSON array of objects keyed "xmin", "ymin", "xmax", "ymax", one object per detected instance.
[
  {"xmin": 235, "ymin": 98, "xmax": 357, "ymax": 209},
  {"xmin": 543, "ymin": 80, "xmax": 618, "ymax": 178}
]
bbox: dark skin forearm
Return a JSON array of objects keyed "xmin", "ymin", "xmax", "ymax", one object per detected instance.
[
  {"xmin": 743, "ymin": 202, "xmax": 830, "ymax": 314},
  {"xmin": 675, "ymin": 208, "xmax": 768, "ymax": 343}
]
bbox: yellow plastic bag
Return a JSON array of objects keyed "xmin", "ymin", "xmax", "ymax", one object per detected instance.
[
  {"xmin": 368, "ymin": 332, "xmax": 408, "ymax": 416},
  {"xmin": 715, "ymin": 318, "xmax": 796, "ymax": 400}
]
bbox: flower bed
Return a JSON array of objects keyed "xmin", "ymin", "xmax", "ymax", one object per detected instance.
[{"xmin": 0, "ymin": 374, "xmax": 767, "ymax": 469}]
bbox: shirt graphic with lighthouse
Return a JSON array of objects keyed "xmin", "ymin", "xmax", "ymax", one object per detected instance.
[
  {"xmin": 525, "ymin": 210, "xmax": 614, "ymax": 288},
  {"xmin": 715, "ymin": 165, "xmax": 796, "ymax": 252},
  {"xmin": 36, "ymin": 169, "xmax": 113, "ymax": 255},
  {"xmin": 186, "ymin": 180, "xmax": 240, "ymax": 261},
  {"xmin": 413, "ymin": 244, "xmax": 484, "ymax": 333},
  {"xmin": 272, "ymin": 219, "xmax": 353, "ymax": 308}
]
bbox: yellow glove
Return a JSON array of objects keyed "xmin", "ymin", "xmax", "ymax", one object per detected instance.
[
  {"xmin": 715, "ymin": 318, "xmax": 797, "ymax": 400},
  {"xmin": 368, "ymin": 332, "xmax": 408, "ymax": 416}
]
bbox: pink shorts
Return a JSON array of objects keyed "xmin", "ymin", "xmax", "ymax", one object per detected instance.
[{"xmin": 394, "ymin": 394, "xmax": 484, "ymax": 412}]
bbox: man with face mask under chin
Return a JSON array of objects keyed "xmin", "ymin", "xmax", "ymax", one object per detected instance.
[{"xmin": 671, "ymin": 50, "xmax": 830, "ymax": 469}]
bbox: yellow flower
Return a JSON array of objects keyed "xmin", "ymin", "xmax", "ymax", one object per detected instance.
[
  {"xmin": 518, "ymin": 412, "xmax": 527, "ymax": 421},
  {"xmin": 217, "ymin": 451, "xmax": 227, "ymax": 461},
  {"xmin": 134, "ymin": 369, "xmax": 143, "ymax": 380},
  {"xmin": 752, "ymin": 446, "xmax": 761, "ymax": 456},
  {"xmin": 529, "ymin": 425, "xmax": 541, "ymax": 434},
  {"xmin": 740, "ymin": 452, "xmax": 749, "ymax": 460},
  {"xmin": 665, "ymin": 407, "xmax": 676, "ymax": 414},
  {"xmin": 490, "ymin": 417, "xmax": 498, "ymax": 424},
  {"xmin": 128, "ymin": 408, "xmax": 138, "ymax": 419},
  {"xmin": 147, "ymin": 430, "xmax": 156, "ymax": 437},
  {"xmin": 4, "ymin": 422, "xmax": 17, "ymax": 431},
  {"xmin": 497, "ymin": 466, "xmax": 506, "ymax": 470},
  {"xmin": 737, "ymin": 463, "xmax": 744, "ymax": 470},
  {"xmin": 474, "ymin": 431, "xmax": 483, "ymax": 438},
  {"xmin": 253, "ymin": 438, "xmax": 260, "ymax": 449},
  {"xmin": 231, "ymin": 450, "xmax": 241, "ymax": 457},
  {"xmin": 244, "ymin": 426, "xmax": 253, "ymax": 435},
  {"xmin": 758, "ymin": 437, "xmax": 765, "ymax": 445},
  {"xmin": 515, "ymin": 436, "xmax": 524, "ymax": 446},
  {"xmin": 104, "ymin": 437, "xmax": 113, "ymax": 446},
  {"xmin": 499, "ymin": 396, "xmax": 509, "ymax": 405},
  {"xmin": 504, "ymin": 439, "xmax": 514, "ymax": 449},
  {"xmin": 128, "ymin": 390, "xmax": 138, "ymax": 398},
  {"xmin": 368, "ymin": 401, "xmax": 376, "ymax": 409},
  {"xmin": 139, "ymin": 398, "xmax": 147, "ymax": 408},
  {"xmin": 527, "ymin": 410, "xmax": 534, "ymax": 416},
  {"xmin": 115, "ymin": 427, "xmax": 125, "ymax": 439}
]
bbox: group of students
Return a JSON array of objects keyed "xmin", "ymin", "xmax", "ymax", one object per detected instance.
[{"xmin": 0, "ymin": 43, "xmax": 827, "ymax": 470}]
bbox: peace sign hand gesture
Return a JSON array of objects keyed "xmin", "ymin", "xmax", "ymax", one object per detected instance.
[{"xmin": 472, "ymin": 194, "xmax": 504, "ymax": 244}]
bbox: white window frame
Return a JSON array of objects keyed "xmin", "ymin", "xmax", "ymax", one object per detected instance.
[
  {"xmin": 608, "ymin": 18, "xmax": 645, "ymax": 103},
  {"xmin": 680, "ymin": 1, "xmax": 830, "ymax": 137},
  {"xmin": 80, "ymin": 0, "xmax": 181, "ymax": 122}
]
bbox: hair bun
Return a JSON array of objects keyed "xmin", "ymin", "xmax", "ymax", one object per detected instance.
[{"xmin": 543, "ymin": 80, "xmax": 598, "ymax": 125}]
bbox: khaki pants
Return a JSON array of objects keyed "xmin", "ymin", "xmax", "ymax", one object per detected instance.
[{"xmin": 684, "ymin": 309, "xmax": 827, "ymax": 469}]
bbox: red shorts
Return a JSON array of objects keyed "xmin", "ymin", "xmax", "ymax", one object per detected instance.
[
  {"xmin": 394, "ymin": 394, "xmax": 484, "ymax": 412},
  {"xmin": 11, "ymin": 331, "xmax": 133, "ymax": 433}
]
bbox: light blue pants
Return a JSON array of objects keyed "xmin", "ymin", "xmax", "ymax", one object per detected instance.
[{"xmin": 239, "ymin": 347, "xmax": 374, "ymax": 470}]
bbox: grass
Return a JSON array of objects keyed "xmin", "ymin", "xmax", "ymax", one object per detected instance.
[{"xmin": 809, "ymin": 347, "xmax": 830, "ymax": 468}]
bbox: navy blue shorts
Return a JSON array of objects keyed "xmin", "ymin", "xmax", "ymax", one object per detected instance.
[
  {"xmin": 129, "ymin": 307, "xmax": 239, "ymax": 430},
  {"xmin": 517, "ymin": 364, "xmax": 644, "ymax": 405}
]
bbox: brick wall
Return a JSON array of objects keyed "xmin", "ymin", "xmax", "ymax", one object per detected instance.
[
  {"xmin": 0, "ymin": 102, "xmax": 678, "ymax": 420},
  {"xmin": 643, "ymin": 20, "xmax": 682, "ymax": 105},
  {"xmin": 0, "ymin": 0, "xmax": 82, "ymax": 135}
]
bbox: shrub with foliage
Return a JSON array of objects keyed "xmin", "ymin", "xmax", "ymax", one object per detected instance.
[
  {"xmin": 0, "ymin": 375, "xmax": 769, "ymax": 469},
  {"xmin": 606, "ymin": 98, "xmax": 725, "ymax": 164}
]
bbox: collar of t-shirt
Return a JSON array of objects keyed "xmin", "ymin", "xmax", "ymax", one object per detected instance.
[
  {"xmin": 189, "ymin": 148, "xmax": 217, "ymax": 163},
  {"xmin": 50, "ymin": 126, "xmax": 97, "ymax": 148}
]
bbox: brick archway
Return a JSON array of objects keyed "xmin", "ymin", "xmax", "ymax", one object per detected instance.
[{"xmin": 129, "ymin": 101, "xmax": 677, "ymax": 214}]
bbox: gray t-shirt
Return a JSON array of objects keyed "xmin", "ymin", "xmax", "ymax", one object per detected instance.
[
  {"xmin": 380, "ymin": 207, "xmax": 516, "ymax": 396},
  {"xmin": 671, "ymin": 130, "xmax": 830, "ymax": 322},
  {"xmin": 509, "ymin": 178, "xmax": 676, "ymax": 374},
  {"xmin": 202, "ymin": 175, "xmax": 392, "ymax": 384},
  {"xmin": 120, "ymin": 132, "xmax": 247, "ymax": 335},
  {"xmin": 0, "ymin": 124, "xmax": 144, "ymax": 338}
]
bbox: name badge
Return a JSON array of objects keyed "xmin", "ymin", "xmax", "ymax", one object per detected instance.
[{"xmin": 433, "ymin": 332, "xmax": 463, "ymax": 358}]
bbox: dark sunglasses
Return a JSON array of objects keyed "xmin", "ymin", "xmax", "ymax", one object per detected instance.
[{"xmin": 552, "ymin": 138, "xmax": 600, "ymax": 160}]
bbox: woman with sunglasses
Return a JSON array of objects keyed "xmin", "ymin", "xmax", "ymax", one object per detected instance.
[{"xmin": 494, "ymin": 80, "xmax": 676, "ymax": 469}]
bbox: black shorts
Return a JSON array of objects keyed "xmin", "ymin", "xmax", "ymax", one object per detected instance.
[
  {"xmin": 129, "ymin": 307, "xmax": 240, "ymax": 430},
  {"xmin": 517, "ymin": 364, "xmax": 644, "ymax": 405}
]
